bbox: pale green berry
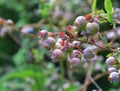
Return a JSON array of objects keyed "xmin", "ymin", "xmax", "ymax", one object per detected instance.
[
  {"xmin": 74, "ymin": 16, "xmax": 87, "ymax": 31},
  {"xmin": 86, "ymin": 22, "xmax": 99, "ymax": 35}
]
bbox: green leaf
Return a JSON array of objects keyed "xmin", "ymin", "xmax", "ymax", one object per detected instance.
[
  {"xmin": 12, "ymin": 48, "xmax": 27, "ymax": 66},
  {"xmin": 106, "ymin": 53, "xmax": 112, "ymax": 57},
  {"xmin": 107, "ymin": 12, "xmax": 113, "ymax": 23},
  {"xmin": 116, "ymin": 53, "xmax": 120, "ymax": 63},
  {"xmin": 92, "ymin": 0, "xmax": 97, "ymax": 12},
  {"xmin": 0, "ymin": 64, "xmax": 46, "ymax": 91},
  {"xmin": 32, "ymin": 48, "xmax": 44, "ymax": 62},
  {"xmin": 104, "ymin": 0, "xmax": 113, "ymax": 13}
]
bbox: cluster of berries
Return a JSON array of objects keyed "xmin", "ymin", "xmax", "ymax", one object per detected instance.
[
  {"xmin": 38, "ymin": 13, "xmax": 120, "ymax": 82},
  {"xmin": 73, "ymin": 14, "xmax": 99, "ymax": 35},
  {"xmin": 38, "ymin": 14, "xmax": 99, "ymax": 67},
  {"xmin": 106, "ymin": 56, "xmax": 120, "ymax": 82}
]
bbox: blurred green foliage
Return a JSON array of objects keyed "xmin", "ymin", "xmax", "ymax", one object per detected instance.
[{"xmin": 0, "ymin": 64, "xmax": 46, "ymax": 91}]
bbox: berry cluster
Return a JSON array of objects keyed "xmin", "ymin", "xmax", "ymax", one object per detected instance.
[
  {"xmin": 38, "ymin": 13, "xmax": 120, "ymax": 82},
  {"xmin": 106, "ymin": 54, "xmax": 120, "ymax": 82},
  {"xmin": 38, "ymin": 14, "xmax": 99, "ymax": 67}
]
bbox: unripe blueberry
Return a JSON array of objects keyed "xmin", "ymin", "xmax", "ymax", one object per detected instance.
[
  {"xmin": 70, "ymin": 50, "xmax": 81, "ymax": 59},
  {"xmin": 108, "ymin": 72, "xmax": 119, "ymax": 82},
  {"xmin": 43, "ymin": 37, "xmax": 55, "ymax": 49},
  {"xmin": 75, "ymin": 16, "xmax": 86, "ymax": 25},
  {"xmin": 21, "ymin": 26, "xmax": 34, "ymax": 34},
  {"xmin": 86, "ymin": 22, "xmax": 99, "ymax": 35},
  {"xmin": 51, "ymin": 49, "xmax": 65, "ymax": 62},
  {"xmin": 105, "ymin": 56, "xmax": 116, "ymax": 66},
  {"xmin": 72, "ymin": 41, "xmax": 80, "ymax": 48},
  {"xmin": 83, "ymin": 47, "xmax": 94, "ymax": 59},
  {"xmin": 70, "ymin": 57, "xmax": 80, "ymax": 67},
  {"xmin": 74, "ymin": 16, "xmax": 87, "ymax": 31},
  {"xmin": 108, "ymin": 67, "xmax": 117, "ymax": 74},
  {"xmin": 38, "ymin": 30, "xmax": 48, "ymax": 39}
]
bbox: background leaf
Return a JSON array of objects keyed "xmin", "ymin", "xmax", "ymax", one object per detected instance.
[
  {"xmin": 107, "ymin": 12, "xmax": 113, "ymax": 23},
  {"xmin": 104, "ymin": 0, "xmax": 113, "ymax": 13},
  {"xmin": 92, "ymin": 0, "xmax": 97, "ymax": 12}
]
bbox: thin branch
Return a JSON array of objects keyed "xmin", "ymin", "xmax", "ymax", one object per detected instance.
[
  {"xmin": 89, "ymin": 76, "xmax": 102, "ymax": 91},
  {"xmin": 90, "ymin": 42, "xmax": 116, "ymax": 53},
  {"xmin": 8, "ymin": 33, "xmax": 21, "ymax": 46},
  {"xmin": 80, "ymin": 61, "xmax": 93, "ymax": 91}
]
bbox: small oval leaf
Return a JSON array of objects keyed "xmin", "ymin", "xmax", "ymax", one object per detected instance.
[
  {"xmin": 107, "ymin": 12, "xmax": 113, "ymax": 23},
  {"xmin": 104, "ymin": 0, "xmax": 113, "ymax": 13},
  {"xmin": 92, "ymin": 0, "xmax": 97, "ymax": 12}
]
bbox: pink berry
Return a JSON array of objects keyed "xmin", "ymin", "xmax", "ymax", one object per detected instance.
[
  {"xmin": 70, "ymin": 57, "xmax": 80, "ymax": 67},
  {"xmin": 38, "ymin": 30, "xmax": 48, "ymax": 39},
  {"xmin": 43, "ymin": 37, "xmax": 55, "ymax": 49},
  {"xmin": 51, "ymin": 49, "xmax": 65, "ymax": 62}
]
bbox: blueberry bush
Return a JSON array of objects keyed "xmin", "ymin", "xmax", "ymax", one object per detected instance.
[{"xmin": 0, "ymin": 0, "xmax": 120, "ymax": 91}]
